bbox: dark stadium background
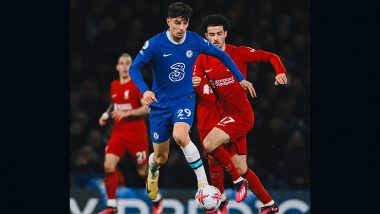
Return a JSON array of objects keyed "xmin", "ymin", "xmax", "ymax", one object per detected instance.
[{"xmin": 70, "ymin": 0, "xmax": 309, "ymax": 212}]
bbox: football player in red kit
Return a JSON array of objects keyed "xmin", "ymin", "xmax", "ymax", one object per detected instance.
[
  {"xmin": 97, "ymin": 53, "xmax": 163, "ymax": 214},
  {"xmin": 193, "ymin": 14, "xmax": 287, "ymax": 214}
]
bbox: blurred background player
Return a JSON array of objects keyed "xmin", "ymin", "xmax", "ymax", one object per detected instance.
[
  {"xmin": 97, "ymin": 53, "xmax": 163, "ymax": 214},
  {"xmin": 193, "ymin": 14, "xmax": 287, "ymax": 214},
  {"xmin": 128, "ymin": 2, "xmax": 255, "ymax": 210}
]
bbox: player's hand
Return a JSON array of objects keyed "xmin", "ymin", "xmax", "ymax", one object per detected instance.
[
  {"xmin": 143, "ymin": 90, "xmax": 158, "ymax": 105},
  {"xmin": 240, "ymin": 80, "xmax": 257, "ymax": 98},
  {"xmin": 111, "ymin": 110, "xmax": 130, "ymax": 121},
  {"xmin": 275, "ymin": 73, "xmax": 287, "ymax": 85},
  {"xmin": 192, "ymin": 76, "xmax": 201, "ymax": 87},
  {"xmin": 99, "ymin": 113, "xmax": 108, "ymax": 126}
]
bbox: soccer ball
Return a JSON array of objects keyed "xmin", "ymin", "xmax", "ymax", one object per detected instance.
[{"xmin": 195, "ymin": 185, "xmax": 222, "ymax": 210}]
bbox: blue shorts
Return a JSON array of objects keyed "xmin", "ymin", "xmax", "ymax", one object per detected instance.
[{"xmin": 149, "ymin": 99, "xmax": 195, "ymax": 144}]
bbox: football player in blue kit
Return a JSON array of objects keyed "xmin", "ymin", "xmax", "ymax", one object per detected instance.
[{"xmin": 129, "ymin": 2, "xmax": 255, "ymax": 210}]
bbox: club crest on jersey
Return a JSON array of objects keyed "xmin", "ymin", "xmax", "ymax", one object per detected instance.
[
  {"xmin": 153, "ymin": 132, "xmax": 159, "ymax": 140},
  {"xmin": 142, "ymin": 40, "xmax": 149, "ymax": 49},
  {"xmin": 169, "ymin": 62, "xmax": 185, "ymax": 82},
  {"xmin": 124, "ymin": 90, "xmax": 129, "ymax": 99},
  {"xmin": 186, "ymin": 50, "xmax": 193, "ymax": 58}
]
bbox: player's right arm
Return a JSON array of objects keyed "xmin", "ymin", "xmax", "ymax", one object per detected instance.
[
  {"xmin": 99, "ymin": 103, "xmax": 114, "ymax": 126},
  {"xmin": 129, "ymin": 38, "xmax": 158, "ymax": 105}
]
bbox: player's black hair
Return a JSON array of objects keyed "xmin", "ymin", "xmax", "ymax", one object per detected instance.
[
  {"xmin": 168, "ymin": 2, "xmax": 193, "ymax": 21},
  {"xmin": 201, "ymin": 14, "xmax": 231, "ymax": 33}
]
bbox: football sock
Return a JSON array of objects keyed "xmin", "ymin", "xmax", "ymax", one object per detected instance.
[
  {"xmin": 209, "ymin": 146, "xmax": 242, "ymax": 182},
  {"xmin": 107, "ymin": 199, "xmax": 117, "ymax": 208},
  {"xmin": 148, "ymin": 153, "xmax": 160, "ymax": 176},
  {"xmin": 152, "ymin": 193, "xmax": 162, "ymax": 202},
  {"xmin": 181, "ymin": 141, "xmax": 209, "ymax": 187},
  {"xmin": 242, "ymin": 169, "xmax": 272, "ymax": 204},
  {"xmin": 208, "ymin": 156, "xmax": 225, "ymax": 193},
  {"xmin": 105, "ymin": 172, "xmax": 117, "ymax": 205},
  {"xmin": 263, "ymin": 200, "xmax": 275, "ymax": 207}
]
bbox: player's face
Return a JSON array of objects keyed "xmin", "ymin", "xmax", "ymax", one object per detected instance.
[
  {"xmin": 116, "ymin": 56, "xmax": 132, "ymax": 78},
  {"xmin": 167, "ymin": 17, "xmax": 189, "ymax": 41},
  {"xmin": 205, "ymin": 26, "xmax": 227, "ymax": 49}
]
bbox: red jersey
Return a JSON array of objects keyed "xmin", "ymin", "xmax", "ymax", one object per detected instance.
[
  {"xmin": 194, "ymin": 56, "xmax": 251, "ymax": 115},
  {"xmin": 110, "ymin": 79, "xmax": 147, "ymax": 135},
  {"xmin": 194, "ymin": 75, "xmax": 220, "ymax": 134},
  {"xmin": 194, "ymin": 44, "xmax": 286, "ymax": 119}
]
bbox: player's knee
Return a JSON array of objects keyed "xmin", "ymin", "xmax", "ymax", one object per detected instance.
[
  {"xmin": 104, "ymin": 161, "xmax": 116, "ymax": 173},
  {"xmin": 203, "ymin": 140, "xmax": 215, "ymax": 154},
  {"xmin": 173, "ymin": 132, "xmax": 189, "ymax": 147},
  {"xmin": 235, "ymin": 164, "xmax": 248, "ymax": 175}
]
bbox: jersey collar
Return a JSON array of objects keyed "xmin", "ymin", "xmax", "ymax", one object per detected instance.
[{"xmin": 166, "ymin": 30, "xmax": 187, "ymax": 45}]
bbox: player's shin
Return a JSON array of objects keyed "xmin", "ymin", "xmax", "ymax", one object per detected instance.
[
  {"xmin": 242, "ymin": 169, "xmax": 273, "ymax": 204},
  {"xmin": 105, "ymin": 172, "xmax": 118, "ymax": 207},
  {"xmin": 149, "ymin": 153, "xmax": 160, "ymax": 176},
  {"xmin": 181, "ymin": 141, "xmax": 209, "ymax": 187},
  {"xmin": 209, "ymin": 146, "xmax": 242, "ymax": 183}
]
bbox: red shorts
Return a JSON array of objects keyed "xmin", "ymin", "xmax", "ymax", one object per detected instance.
[
  {"xmin": 106, "ymin": 131, "xmax": 149, "ymax": 166},
  {"xmin": 216, "ymin": 110, "xmax": 254, "ymax": 143}
]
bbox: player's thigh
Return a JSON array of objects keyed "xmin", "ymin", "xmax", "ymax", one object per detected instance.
[
  {"xmin": 106, "ymin": 133, "xmax": 127, "ymax": 158},
  {"xmin": 123, "ymin": 134, "xmax": 149, "ymax": 167},
  {"xmin": 203, "ymin": 127, "xmax": 230, "ymax": 152},
  {"xmin": 149, "ymin": 106, "xmax": 173, "ymax": 144}
]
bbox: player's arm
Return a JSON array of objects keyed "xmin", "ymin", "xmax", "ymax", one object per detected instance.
[
  {"xmin": 129, "ymin": 39, "xmax": 158, "ymax": 104},
  {"xmin": 196, "ymin": 35, "xmax": 257, "ymax": 97},
  {"xmin": 111, "ymin": 99, "xmax": 149, "ymax": 121},
  {"xmin": 242, "ymin": 47, "xmax": 287, "ymax": 85},
  {"xmin": 99, "ymin": 103, "xmax": 114, "ymax": 126},
  {"xmin": 192, "ymin": 58, "xmax": 204, "ymax": 88}
]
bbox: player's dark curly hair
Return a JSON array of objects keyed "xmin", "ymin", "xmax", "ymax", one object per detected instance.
[
  {"xmin": 201, "ymin": 14, "xmax": 231, "ymax": 33},
  {"xmin": 168, "ymin": 2, "xmax": 193, "ymax": 21}
]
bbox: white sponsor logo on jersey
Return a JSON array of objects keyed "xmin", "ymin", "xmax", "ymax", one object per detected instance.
[
  {"xmin": 214, "ymin": 76, "xmax": 234, "ymax": 87},
  {"xmin": 169, "ymin": 62, "xmax": 186, "ymax": 82},
  {"xmin": 114, "ymin": 103, "xmax": 132, "ymax": 110},
  {"xmin": 163, "ymin": 53, "xmax": 172, "ymax": 57}
]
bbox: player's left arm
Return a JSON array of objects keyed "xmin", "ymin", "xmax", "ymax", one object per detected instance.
[
  {"xmin": 111, "ymin": 97, "xmax": 150, "ymax": 121},
  {"xmin": 241, "ymin": 47, "xmax": 287, "ymax": 85}
]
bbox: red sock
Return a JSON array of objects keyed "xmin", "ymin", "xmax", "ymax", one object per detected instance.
[
  {"xmin": 105, "ymin": 172, "xmax": 118, "ymax": 199},
  {"xmin": 208, "ymin": 156, "xmax": 224, "ymax": 193},
  {"xmin": 243, "ymin": 169, "xmax": 272, "ymax": 204},
  {"xmin": 209, "ymin": 146, "xmax": 240, "ymax": 181}
]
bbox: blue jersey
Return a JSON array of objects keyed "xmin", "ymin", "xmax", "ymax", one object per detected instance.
[{"xmin": 129, "ymin": 30, "xmax": 244, "ymax": 108}]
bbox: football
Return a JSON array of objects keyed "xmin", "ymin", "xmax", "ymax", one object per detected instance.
[{"xmin": 195, "ymin": 185, "xmax": 222, "ymax": 210}]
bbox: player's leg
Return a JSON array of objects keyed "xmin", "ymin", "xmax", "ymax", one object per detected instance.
[
  {"xmin": 147, "ymin": 107, "xmax": 172, "ymax": 200},
  {"xmin": 172, "ymin": 100, "xmax": 209, "ymax": 188},
  {"xmin": 231, "ymin": 154, "xmax": 278, "ymax": 213},
  {"xmin": 203, "ymin": 127, "xmax": 248, "ymax": 202},
  {"xmin": 98, "ymin": 135, "xmax": 124, "ymax": 214},
  {"xmin": 208, "ymin": 155, "xmax": 229, "ymax": 214},
  {"xmin": 146, "ymin": 139, "xmax": 170, "ymax": 200},
  {"xmin": 173, "ymin": 122, "xmax": 209, "ymax": 188}
]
